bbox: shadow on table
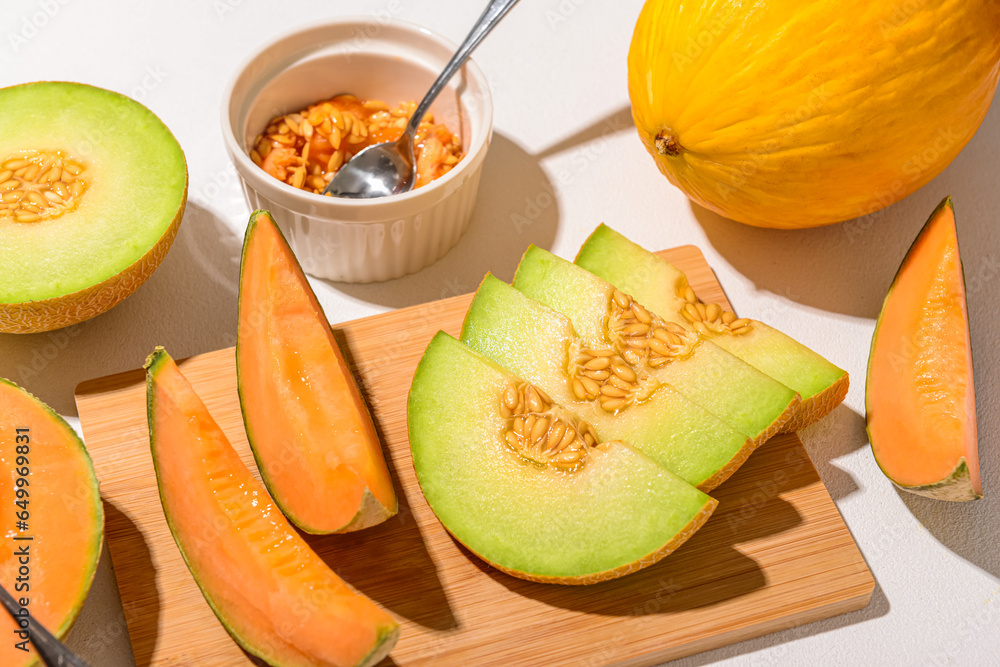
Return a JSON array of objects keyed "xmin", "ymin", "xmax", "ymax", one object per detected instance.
[
  {"xmin": 100, "ymin": 503, "xmax": 159, "ymax": 667},
  {"xmin": 693, "ymin": 99, "xmax": 1000, "ymax": 321},
  {"xmin": 473, "ymin": 433, "xmax": 818, "ymax": 620},
  {"xmin": 306, "ymin": 463, "xmax": 458, "ymax": 632},
  {"xmin": 796, "ymin": 405, "xmax": 866, "ymax": 502},
  {"xmin": 672, "ymin": 582, "xmax": 890, "ymax": 667},
  {"xmin": 896, "ymin": 468, "xmax": 999, "ymax": 580},
  {"xmin": 0, "ymin": 201, "xmax": 242, "ymax": 417}
]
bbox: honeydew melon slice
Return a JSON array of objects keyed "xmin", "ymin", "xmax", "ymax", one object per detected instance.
[
  {"xmin": 407, "ymin": 332, "xmax": 716, "ymax": 584},
  {"xmin": 0, "ymin": 82, "xmax": 187, "ymax": 333},
  {"xmin": 146, "ymin": 348, "xmax": 399, "ymax": 666},
  {"xmin": 462, "ymin": 274, "xmax": 752, "ymax": 491},
  {"xmin": 576, "ymin": 225, "xmax": 848, "ymax": 432},
  {"xmin": 513, "ymin": 246, "xmax": 799, "ymax": 445}
]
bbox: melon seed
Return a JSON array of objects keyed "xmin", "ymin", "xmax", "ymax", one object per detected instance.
[
  {"xmin": 584, "ymin": 356, "xmax": 611, "ymax": 371},
  {"xmin": 0, "ymin": 149, "xmax": 88, "ymax": 223}
]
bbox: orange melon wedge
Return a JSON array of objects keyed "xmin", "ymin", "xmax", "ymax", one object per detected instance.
[
  {"xmin": 866, "ymin": 197, "xmax": 981, "ymax": 501},
  {"xmin": 146, "ymin": 348, "xmax": 399, "ymax": 666},
  {"xmin": 0, "ymin": 379, "xmax": 103, "ymax": 667},
  {"xmin": 236, "ymin": 210, "xmax": 397, "ymax": 533}
]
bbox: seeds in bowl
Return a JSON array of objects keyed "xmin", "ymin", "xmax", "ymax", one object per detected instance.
[{"xmin": 250, "ymin": 94, "xmax": 463, "ymax": 195}]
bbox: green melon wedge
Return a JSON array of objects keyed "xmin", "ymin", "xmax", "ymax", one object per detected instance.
[
  {"xmin": 576, "ymin": 225, "xmax": 848, "ymax": 432},
  {"xmin": 146, "ymin": 348, "xmax": 399, "ymax": 667},
  {"xmin": 408, "ymin": 332, "xmax": 717, "ymax": 584},
  {"xmin": 513, "ymin": 246, "xmax": 799, "ymax": 445},
  {"xmin": 462, "ymin": 275, "xmax": 753, "ymax": 491}
]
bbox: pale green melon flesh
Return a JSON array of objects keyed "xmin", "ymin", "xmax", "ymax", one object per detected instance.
[
  {"xmin": 461, "ymin": 275, "xmax": 750, "ymax": 489},
  {"xmin": 575, "ymin": 225, "xmax": 846, "ymax": 405},
  {"xmin": 512, "ymin": 247, "xmax": 798, "ymax": 441},
  {"xmin": 0, "ymin": 82, "xmax": 186, "ymax": 302},
  {"xmin": 408, "ymin": 332, "xmax": 713, "ymax": 580}
]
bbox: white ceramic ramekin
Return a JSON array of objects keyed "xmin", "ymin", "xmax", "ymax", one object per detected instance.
[{"xmin": 222, "ymin": 18, "xmax": 493, "ymax": 283}]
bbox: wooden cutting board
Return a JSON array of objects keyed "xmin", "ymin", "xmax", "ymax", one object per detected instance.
[{"xmin": 75, "ymin": 246, "xmax": 873, "ymax": 666}]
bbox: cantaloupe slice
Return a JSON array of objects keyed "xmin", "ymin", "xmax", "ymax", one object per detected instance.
[
  {"xmin": 576, "ymin": 225, "xmax": 848, "ymax": 432},
  {"xmin": 0, "ymin": 379, "xmax": 103, "ymax": 667},
  {"xmin": 408, "ymin": 332, "xmax": 717, "ymax": 584},
  {"xmin": 866, "ymin": 197, "xmax": 981, "ymax": 501},
  {"xmin": 237, "ymin": 210, "xmax": 396, "ymax": 533},
  {"xmin": 146, "ymin": 348, "xmax": 399, "ymax": 666}
]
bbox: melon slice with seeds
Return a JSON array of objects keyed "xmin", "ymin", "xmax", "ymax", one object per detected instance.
[
  {"xmin": 408, "ymin": 332, "xmax": 717, "ymax": 584},
  {"xmin": 513, "ymin": 246, "xmax": 800, "ymax": 446},
  {"xmin": 462, "ymin": 274, "xmax": 753, "ymax": 491},
  {"xmin": 575, "ymin": 224, "xmax": 848, "ymax": 432}
]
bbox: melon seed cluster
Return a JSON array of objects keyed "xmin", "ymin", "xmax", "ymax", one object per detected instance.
[
  {"xmin": 0, "ymin": 150, "xmax": 87, "ymax": 223},
  {"xmin": 608, "ymin": 290, "xmax": 700, "ymax": 369},
  {"xmin": 569, "ymin": 348, "xmax": 640, "ymax": 413},
  {"xmin": 567, "ymin": 289, "xmax": 705, "ymax": 415},
  {"xmin": 500, "ymin": 381, "xmax": 598, "ymax": 472},
  {"xmin": 676, "ymin": 281, "xmax": 752, "ymax": 336}
]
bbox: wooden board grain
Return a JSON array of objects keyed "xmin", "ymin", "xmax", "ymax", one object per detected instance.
[{"xmin": 75, "ymin": 246, "xmax": 874, "ymax": 666}]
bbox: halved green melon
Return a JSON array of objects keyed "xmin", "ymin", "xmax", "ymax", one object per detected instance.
[
  {"xmin": 867, "ymin": 197, "xmax": 980, "ymax": 501},
  {"xmin": 237, "ymin": 210, "xmax": 396, "ymax": 534},
  {"xmin": 146, "ymin": 348, "xmax": 399, "ymax": 666},
  {"xmin": 0, "ymin": 379, "xmax": 103, "ymax": 667},
  {"xmin": 0, "ymin": 82, "xmax": 187, "ymax": 333},
  {"xmin": 408, "ymin": 332, "xmax": 716, "ymax": 584},
  {"xmin": 576, "ymin": 225, "xmax": 848, "ymax": 432},
  {"xmin": 513, "ymin": 246, "xmax": 799, "ymax": 445},
  {"xmin": 462, "ymin": 274, "xmax": 752, "ymax": 491}
]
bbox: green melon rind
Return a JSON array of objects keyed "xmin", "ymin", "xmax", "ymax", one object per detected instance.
[
  {"xmin": 235, "ymin": 210, "xmax": 395, "ymax": 534},
  {"xmin": 513, "ymin": 245, "xmax": 799, "ymax": 442},
  {"xmin": 889, "ymin": 458, "xmax": 980, "ymax": 502},
  {"xmin": 0, "ymin": 82, "xmax": 187, "ymax": 302},
  {"xmin": 575, "ymin": 224, "xmax": 847, "ymax": 431},
  {"xmin": 0, "ymin": 377, "xmax": 104, "ymax": 644},
  {"xmin": 865, "ymin": 196, "xmax": 981, "ymax": 502},
  {"xmin": 408, "ymin": 332, "xmax": 716, "ymax": 582},
  {"xmin": 461, "ymin": 274, "xmax": 754, "ymax": 490},
  {"xmin": 145, "ymin": 348, "xmax": 399, "ymax": 666}
]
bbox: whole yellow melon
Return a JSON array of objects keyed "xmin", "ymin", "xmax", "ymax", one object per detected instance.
[{"xmin": 628, "ymin": 0, "xmax": 1000, "ymax": 229}]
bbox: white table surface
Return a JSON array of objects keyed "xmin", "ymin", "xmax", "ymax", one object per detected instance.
[{"xmin": 3, "ymin": 1, "xmax": 998, "ymax": 665}]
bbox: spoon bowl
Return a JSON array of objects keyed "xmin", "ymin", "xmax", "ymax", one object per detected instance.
[
  {"xmin": 325, "ymin": 135, "xmax": 415, "ymax": 198},
  {"xmin": 325, "ymin": 0, "xmax": 519, "ymax": 199}
]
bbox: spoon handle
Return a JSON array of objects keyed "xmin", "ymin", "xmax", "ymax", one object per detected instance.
[
  {"xmin": 403, "ymin": 0, "xmax": 521, "ymax": 141},
  {"xmin": 0, "ymin": 584, "xmax": 92, "ymax": 667}
]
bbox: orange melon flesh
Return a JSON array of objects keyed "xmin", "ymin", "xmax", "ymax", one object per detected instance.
[
  {"xmin": 0, "ymin": 379, "xmax": 103, "ymax": 667},
  {"xmin": 866, "ymin": 197, "xmax": 980, "ymax": 500},
  {"xmin": 237, "ymin": 210, "xmax": 396, "ymax": 533},
  {"xmin": 146, "ymin": 349, "xmax": 399, "ymax": 667}
]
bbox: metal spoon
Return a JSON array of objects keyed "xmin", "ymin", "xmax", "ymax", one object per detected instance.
[
  {"xmin": 324, "ymin": 0, "xmax": 520, "ymax": 198},
  {"xmin": 0, "ymin": 584, "xmax": 91, "ymax": 667}
]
